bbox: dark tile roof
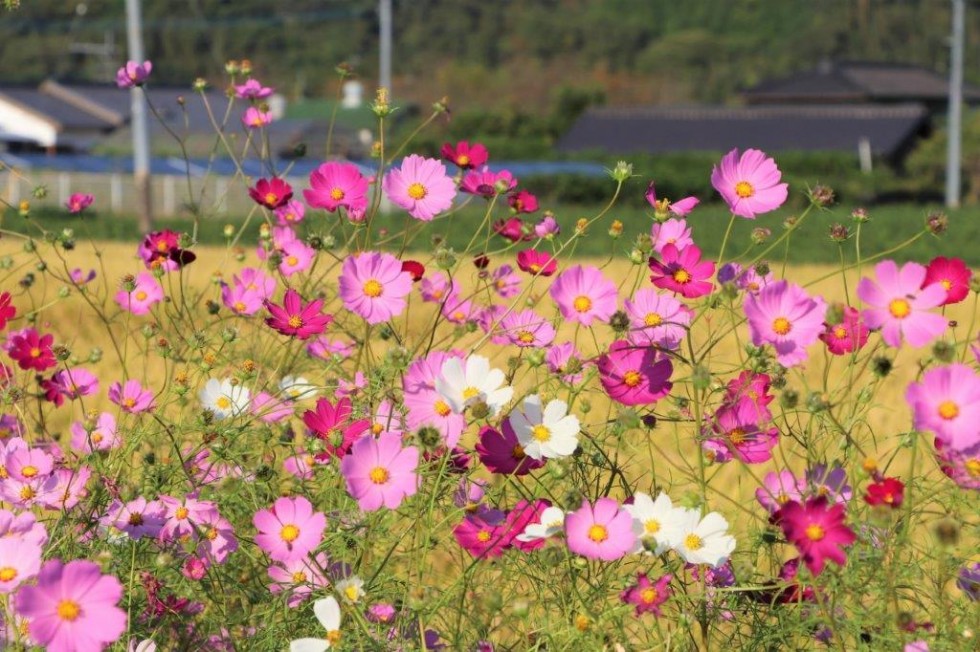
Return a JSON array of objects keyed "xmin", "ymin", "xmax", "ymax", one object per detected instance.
[
  {"xmin": 0, "ymin": 87, "xmax": 116, "ymax": 131},
  {"xmin": 556, "ymin": 104, "xmax": 930, "ymax": 157}
]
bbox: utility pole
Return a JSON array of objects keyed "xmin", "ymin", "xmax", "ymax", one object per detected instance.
[
  {"xmin": 125, "ymin": 0, "xmax": 153, "ymax": 231},
  {"xmin": 946, "ymin": 0, "xmax": 965, "ymax": 209},
  {"xmin": 379, "ymin": 0, "xmax": 392, "ymax": 98}
]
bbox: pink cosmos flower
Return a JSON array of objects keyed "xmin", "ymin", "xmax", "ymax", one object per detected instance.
[
  {"xmin": 158, "ymin": 494, "xmax": 218, "ymax": 542},
  {"xmin": 304, "ymin": 162, "xmax": 370, "ymax": 215},
  {"xmin": 922, "ymin": 256, "xmax": 972, "ymax": 306},
  {"xmin": 339, "ymin": 252, "xmax": 413, "ymax": 324},
  {"xmin": 819, "ymin": 306, "xmax": 869, "ymax": 355},
  {"xmin": 340, "ymin": 432, "xmax": 420, "ymax": 511},
  {"xmin": 565, "ymin": 498, "xmax": 637, "ymax": 561},
  {"xmin": 0, "ymin": 509, "xmax": 48, "ymax": 544},
  {"xmin": 235, "ymin": 79, "xmax": 273, "ymax": 99},
  {"xmin": 744, "ymin": 280, "xmax": 828, "ymax": 367},
  {"xmin": 705, "ymin": 398, "xmax": 779, "ymax": 464},
  {"xmin": 649, "ymin": 244, "xmax": 715, "ymax": 299},
  {"xmin": 934, "ymin": 439, "xmax": 980, "ymax": 491},
  {"xmin": 221, "ymin": 283, "xmax": 265, "ymax": 316},
  {"xmin": 597, "ymin": 340, "xmax": 673, "ymax": 406},
  {"xmin": 70, "ymin": 412, "xmax": 119, "ymax": 453},
  {"xmin": 108, "ymin": 379, "xmax": 155, "ymax": 414},
  {"xmin": 546, "ymin": 342, "xmax": 587, "ymax": 384},
  {"xmin": 116, "ymin": 60, "xmax": 152, "ymax": 87},
  {"xmin": 906, "ymin": 364, "xmax": 980, "ymax": 453},
  {"xmin": 419, "ymin": 271, "xmax": 452, "ymax": 302},
  {"xmin": 66, "ymin": 193, "xmax": 94, "ymax": 214},
  {"xmin": 250, "ymin": 392, "xmax": 294, "ymax": 423},
  {"xmin": 508, "ymin": 190, "xmax": 538, "ymax": 214},
  {"xmin": 382, "ymin": 155, "xmax": 456, "ymax": 220},
  {"xmin": 249, "ymin": 177, "xmax": 293, "ymax": 209},
  {"xmin": 805, "ymin": 464, "xmax": 852, "ymax": 505},
  {"xmin": 303, "ymin": 397, "xmax": 371, "ymax": 460},
  {"xmin": 307, "ymin": 336, "xmax": 354, "ymax": 361},
  {"xmin": 268, "ymin": 553, "xmax": 329, "ymax": 608},
  {"xmin": 0, "ymin": 536, "xmax": 41, "ymax": 594},
  {"xmin": 242, "ymin": 106, "xmax": 272, "ymax": 129},
  {"xmin": 461, "ymin": 168, "xmax": 517, "ymax": 197},
  {"xmin": 490, "ymin": 265, "xmax": 521, "ymax": 298},
  {"xmin": 621, "ymin": 573, "xmax": 673, "ymax": 616},
  {"xmin": 646, "ymin": 181, "xmax": 698, "ymax": 217},
  {"xmin": 441, "ymin": 141, "xmax": 488, "ymax": 169},
  {"xmin": 115, "ymin": 272, "xmax": 164, "ymax": 315},
  {"xmin": 857, "ymin": 260, "xmax": 948, "ymax": 348},
  {"xmin": 711, "ymin": 148, "xmax": 789, "ymax": 219},
  {"xmin": 195, "ymin": 512, "xmax": 239, "ymax": 564},
  {"xmin": 624, "ymin": 289, "xmax": 692, "ymax": 349},
  {"xmin": 500, "ymin": 309, "xmax": 557, "ymax": 348},
  {"xmin": 138, "ymin": 229, "xmax": 195, "ymax": 271},
  {"xmin": 756, "ymin": 470, "xmax": 806, "ymax": 514},
  {"xmin": 254, "ymin": 496, "xmax": 326, "ymax": 563},
  {"xmin": 773, "ymin": 497, "xmax": 856, "ymax": 576},
  {"xmin": 265, "ymin": 289, "xmax": 333, "ymax": 340},
  {"xmin": 475, "ymin": 425, "xmax": 546, "ymax": 476},
  {"xmin": 650, "ymin": 218, "xmax": 694, "ymax": 254},
  {"xmin": 453, "ymin": 511, "xmax": 511, "ymax": 559},
  {"xmin": 549, "ymin": 265, "xmax": 618, "ymax": 326},
  {"xmin": 534, "ymin": 214, "xmax": 560, "ymax": 238},
  {"xmin": 278, "ymin": 239, "xmax": 315, "ymax": 277},
  {"xmin": 274, "ymin": 199, "xmax": 306, "ymax": 225},
  {"xmin": 6, "ymin": 328, "xmax": 56, "ymax": 372},
  {"xmin": 402, "ymin": 352, "xmax": 467, "ymax": 449},
  {"xmin": 101, "ymin": 498, "xmax": 166, "ymax": 540},
  {"xmin": 70, "ymin": 268, "xmax": 97, "ymax": 285},
  {"xmin": 516, "ymin": 249, "xmax": 558, "ymax": 276},
  {"xmin": 46, "ymin": 367, "xmax": 99, "ymax": 401}
]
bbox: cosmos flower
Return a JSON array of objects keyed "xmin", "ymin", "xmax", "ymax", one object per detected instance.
[
  {"xmin": 711, "ymin": 148, "xmax": 788, "ymax": 218},
  {"xmin": 857, "ymin": 260, "xmax": 947, "ymax": 348},
  {"xmin": 382, "ymin": 155, "xmax": 456, "ymax": 220}
]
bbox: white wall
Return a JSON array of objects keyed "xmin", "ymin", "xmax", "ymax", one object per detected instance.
[{"xmin": 0, "ymin": 100, "xmax": 58, "ymax": 148}]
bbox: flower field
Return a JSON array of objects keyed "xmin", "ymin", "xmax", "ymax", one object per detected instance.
[{"xmin": 0, "ymin": 62, "xmax": 977, "ymax": 652}]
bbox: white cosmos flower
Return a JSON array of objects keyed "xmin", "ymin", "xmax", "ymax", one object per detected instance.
[
  {"xmin": 290, "ymin": 596, "xmax": 342, "ymax": 652},
  {"xmin": 280, "ymin": 375, "xmax": 317, "ymax": 400},
  {"xmin": 199, "ymin": 378, "xmax": 251, "ymax": 419},
  {"xmin": 664, "ymin": 508, "xmax": 735, "ymax": 567},
  {"xmin": 624, "ymin": 491, "xmax": 683, "ymax": 555},
  {"xmin": 509, "ymin": 395, "xmax": 580, "ymax": 460},
  {"xmin": 435, "ymin": 355, "xmax": 513, "ymax": 416},
  {"xmin": 336, "ymin": 575, "xmax": 365, "ymax": 603},
  {"xmin": 516, "ymin": 506, "xmax": 566, "ymax": 542}
]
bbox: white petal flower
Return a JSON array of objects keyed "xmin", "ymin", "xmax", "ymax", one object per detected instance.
[
  {"xmin": 435, "ymin": 355, "xmax": 513, "ymax": 415},
  {"xmin": 624, "ymin": 491, "xmax": 683, "ymax": 555},
  {"xmin": 280, "ymin": 375, "xmax": 317, "ymax": 400},
  {"xmin": 510, "ymin": 395, "xmax": 581, "ymax": 460},
  {"xmin": 666, "ymin": 508, "xmax": 736, "ymax": 567},
  {"xmin": 336, "ymin": 576, "xmax": 365, "ymax": 603},
  {"xmin": 290, "ymin": 596, "xmax": 342, "ymax": 652},
  {"xmin": 199, "ymin": 378, "xmax": 251, "ymax": 419},
  {"xmin": 516, "ymin": 506, "xmax": 566, "ymax": 542}
]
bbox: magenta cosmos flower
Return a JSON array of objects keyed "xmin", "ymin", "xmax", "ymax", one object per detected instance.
[
  {"xmin": 597, "ymin": 340, "xmax": 673, "ymax": 406},
  {"xmin": 773, "ymin": 497, "xmax": 856, "ymax": 576},
  {"xmin": 340, "ymin": 432, "xmax": 419, "ymax": 511},
  {"xmin": 253, "ymin": 496, "xmax": 326, "ymax": 563},
  {"xmin": 242, "ymin": 106, "xmax": 272, "ymax": 129},
  {"xmin": 0, "ymin": 291, "xmax": 15, "ymax": 330},
  {"xmin": 265, "ymin": 289, "xmax": 333, "ymax": 340},
  {"xmin": 907, "ymin": 364, "xmax": 980, "ymax": 453},
  {"xmin": 565, "ymin": 498, "xmax": 637, "ymax": 561},
  {"xmin": 441, "ymin": 141, "xmax": 488, "ymax": 169},
  {"xmin": 549, "ymin": 265, "xmax": 618, "ymax": 326},
  {"xmin": 461, "ymin": 168, "xmax": 517, "ymax": 197},
  {"xmin": 235, "ymin": 78, "xmax": 274, "ymax": 99},
  {"xmin": 516, "ymin": 249, "xmax": 558, "ymax": 277},
  {"xmin": 621, "ymin": 573, "xmax": 673, "ymax": 616},
  {"xmin": 857, "ymin": 260, "xmax": 947, "ymax": 348},
  {"xmin": 116, "ymin": 60, "xmax": 151, "ymax": 88},
  {"xmin": 923, "ymin": 256, "xmax": 972, "ymax": 306},
  {"xmin": 302, "ymin": 396, "xmax": 371, "ymax": 460},
  {"xmin": 304, "ymin": 162, "xmax": 369, "ymax": 215},
  {"xmin": 108, "ymin": 379, "xmax": 155, "ymax": 414},
  {"xmin": 15, "ymin": 559, "xmax": 126, "ymax": 652},
  {"xmin": 744, "ymin": 280, "xmax": 827, "ymax": 367},
  {"xmin": 115, "ymin": 272, "xmax": 164, "ymax": 315},
  {"xmin": 475, "ymin": 425, "xmax": 546, "ymax": 476},
  {"xmin": 249, "ymin": 177, "xmax": 293, "ymax": 210},
  {"xmin": 382, "ymin": 155, "xmax": 456, "ymax": 221},
  {"xmin": 7, "ymin": 328, "xmax": 56, "ymax": 372},
  {"xmin": 649, "ymin": 244, "xmax": 715, "ymax": 299},
  {"xmin": 711, "ymin": 148, "xmax": 788, "ymax": 219},
  {"xmin": 646, "ymin": 181, "xmax": 698, "ymax": 218},
  {"xmin": 66, "ymin": 193, "xmax": 94, "ymax": 214},
  {"xmin": 338, "ymin": 252, "xmax": 413, "ymax": 324},
  {"xmin": 819, "ymin": 306, "xmax": 869, "ymax": 355}
]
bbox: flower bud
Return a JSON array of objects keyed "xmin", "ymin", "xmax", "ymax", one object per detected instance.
[
  {"xmin": 851, "ymin": 207, "xmax": 870, "ymax": 223},
  {"xmin": 608, "ymin": 220, "xmax": 623, "ymax": 238},
  {"xmin": 926, "ymin": 211, "xmax": 948, "ymax": 235},
  {"xmin": 932, "ymin": 340, "xmax": 955, "ymax": 362},
  {"xmin": 828, "ymin": 223, "xmax": 850, "ymax": 242},
  {"xmin": 751, "ymin": 227, "xmax": 771, "ymax": 245},
  {"xmin": 872, "ymin": 356, "xmax": 893, "ymax": 378},
  {"xmin": 809, "ymin": 185, "xmax": 835, "ymax": 207},
  {"xmin": 609, "ymin": 160, "xmax": 633, "ymax": 182},
  {"xmin": 609, "ymin": 310, "xmax": 630, "ymax": 334}
]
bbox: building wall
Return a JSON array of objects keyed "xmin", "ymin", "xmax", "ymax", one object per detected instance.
[{"xmin": 0, "ymin": 101, "xmax": 57, "ymax": 148}]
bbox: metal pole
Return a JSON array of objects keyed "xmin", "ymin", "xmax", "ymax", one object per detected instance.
[
  {"xmin": 126, "ymin": 0, "xmax": 153, "ymax": 230},
  {"xmin": 379, "ymin": 0, "xmax": 392, "ymax": 98},
  {"xmin": 946, "ymin": 0, "xmax": 965, "ymax": 209}
]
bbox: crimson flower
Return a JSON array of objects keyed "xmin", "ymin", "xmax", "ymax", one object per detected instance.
[
  {"xmin": 649, "ymin": 244, "xmax": 715, "ymax": 299},
  {"xmin": 401, "ymin": 260, "xmax": 425, "ymax": 282},
  {"xmin": 0, "ymin": 292, "xmax": 16, "ymax": 330},
  {"xmin": 249, "ymin": 177, "xmax": 293, "ymax": 209},
  {"xmin": 922, "ymin": 256, "xmax": 972, "ymax": 305},
  {"xmin": 864, "ymin": 477, "xmax": 904, "ymax": 508},
  {"xmin": 7, "ymin": 329, "xmax": 56, "ymax": 372},
  {"xmin": 264, "ymin": 289, "xmax": 333, "ymax": 340}
]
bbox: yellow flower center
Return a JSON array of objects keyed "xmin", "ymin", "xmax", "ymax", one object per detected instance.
[
  {"xmin": 833, "ymin": 326, "xmax": 847, "ymax": 339},
  {"xmin": 286, "ymin": 256, "xmax": 299, "ymax": 267},
  {"xmin": 233, "ymin": 301, "xmax": 247, "ymax": 313},
  {"xmin": 575, "ymin": 614, "xmax": 591, "ymax": 632},
  {"xmin": 156, "ymin": 240, "xmax": 169, "ymax": 252},
  {"xmin": 326, "ymin": 630, "xmax": 341, "ymax": 645},
  {"xmin": 888, "ymin": 298, "xmax": 911, "ymax": 319},
  {"xmin": 92, "ymin": 432, "xmax": 103, "ymax": 444},
  {"xmin": 123, "ymin": 398, "xmax": 136, "ymax": 408},
  {"xmin": 175, "ymin": 507, "xmax": 189, "ymax": 520},
  {"xmin": 941, "ymin": 278, "xmax": 952, "ymax": 291},
  {"xmin": 728, "ymin": 428, "xmax": 746, "ymax": 445},
  {"xmin": 0, "ymin": 567, "xmax": 17, "ymax": 582},
  {"xmin": 644, "ymin": 312, "xmax": 662, "ymax": 327},
  {"xmin": 407, "ymin": 182, "xmax": 427, "ymax": 200},
  {"xmin": 622, "ymin": 370, "xmax": 642, "ymax": 388},
  {"xmin": 805, "ymin": 524, "xmax": 825, "ymax": 541},
  {"xmin": 330, "ymin": 188, "xmax": 345, "ymax": 201},
  {"xmin": 363, "ymin": 279, "xmax": 383, "ymax": 298},
  {"xmin": 215, "ymin": 396, "xmax": 232, "ymax": 410},
  {"xmin": 938, "ymin": 400, "xmax": 959, "ymax": 420},
  {"xmin": 369, "ymin": 466, "xmax": 389, "ymax": 484},
  {"xmin": 264, "ymin": 192, "xmax": 278, "ymax": 205},
  {"xmin": 434, "ymin": 400, "xmax": 452, "ymax": 417},
  {"xmin": 531, "ymin": 424, "xmax": 551, "ymax": 442},
  {"xmin": 21, "ymin": 465, "xmax": 37, "ymax": 478},
  {"xmin": 517, "ymin": 331, "xmax": 535, "ymax": 344},
  {"xmin": 135, "ymin": 291, "xmax": 148, "ymax": 301},
  {"xmin": 288, "ymin": 315, "xmax": 303, "ymax": 329},
  {"xmin": 672, "ymin": 269, "xmax": 691, "ymax": 284},
  {"xmin": 529, "ymin": 263, "xmax": 541, "ymax": 273},
  {"xmin": 587, "ymin": 524, "xmax": 608, "ymax": 542},
  {"xmin": 772, "ymin": 317, "xmax": 792, "ymax": 335},
  {"xmin": 57, "ymin": 600, "xmax": 81, "ymax": 621},
  {"xmin": 457, "ymin": 154, "xmax": 470, "ymax": 166},
  {"xmin": 512, "ymin": 444, "xmax": 526, "ymax": 459},
  {"xmin": 343, "ymin": 585, "xmax": 360, "ymax": 602},
  {"xmin": 965, "ymin": 458, "xmax": 980, "ymax": 478},
  {"xmin": 29, "ymin": 347, "xmax": 41, "ymax": 358},
  {"xmin": 462, "ymin": 387, "xmax": 479, "ymax": 400},
  {"xmin": 371, "ymin": 423, "xmax": 384, "ymax": 435},
  {"xmin": 206, "ymin": 528, "xmax": 219, "ymax": 540},
  {"xmin": 19, "ymin": 486, "xmax": 34, "ymax": 501},
  {"xmin": 644, "ymin": 519, "xmax": 660, "ymax": 535},
  {"xmin": 477, "ymin": 530, "xmax": 491, "ymax": 543},
  {"xmin": 292, "ymin": 571, "xmax": 307, "ymax": 583},
  {"xmin": 280, "ymin": 524, "xmax": 300, "ymax": 543},
  {"xmin": 573, "ymin": 296, "xmax": 592, "ymax": 312},
  {"xmin": 640, "ymin": 587, "xmax": 658, "ymax": 604},
  {"xmin": 684, "ymin": 533, "xmax": 703, "ymax": 550},
  {"xmin": 735, "ymin": 181, "xmax": 754, "ymax": 198}
]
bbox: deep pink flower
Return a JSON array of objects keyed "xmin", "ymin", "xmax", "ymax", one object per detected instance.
[
  {"xmin": 249, "ymin": 177, "xmax": 293, "ymax": 209},
  {"xmin": 15, "ymin": 559, "xmax": 126, "ymax": 652},
  {"xmin": 304, "ymin": 162, "xmax": 370, "ymax": 215},
  {"xmin": 864, "ymin": 477, "xmax": 905, "ymax": 508},
  {"xmin": 6, "ymin": 329, "xmax": 56, "ymax": 372},
  {"xmin": 340, "ymin": 433, "xmax": 420, "ymax": 511},
  {"xmin": 476, "ymin": 424, "xmax": 546, "ymax": 476},
  {"xmin": 303, "ymin": 397, "xmax": 371, "ymax": 460},
  {"xmin": 906, "ymin": 364, "xmax": 980, "ymax": 453},
  {"xmin": 646, "ymin": 181, "xmax": 698, "ymax": 217},
  {"xmin": 115, "ymin": 272, "xmax": 164, "ymax": 315},
  {"xmin": 493, "ymin": 217, "xmax": 531, "ymax": 243},
  {"xmin": 565, "ymin": 498, "xmax": 637, "ymax": 561},
  {"xmin": 549, "ymin": 265, "xmax": 618, "ymax": 326},
  {"xmin": 461, "ymin": 167, "xmax": 517, "ymax": 197},
  {"xmin": 857, "ymin": 260, "xmax": 948, "ymax": 348},
  {"xmin": 649, "ymin": 244, "xmax": 715, "ymax": 299},
  {"xmin": 624, "ymin": 288, "xmax": 692, "ymax": 349},
  {"xmin": 773, "ymin": 497, "xmax": 856, "ymax": 576},
  {"xmin": 138, "ymin": 229, "xmax": 194, "ymax": 271},
  {"xmin": 108, "ymin": 379, "xmax": 155, "ymax": 414},
  {"xmin": 744, "ymin": 280, "xmax": 828, "ymax": 367},
  {"xmin": 441, "ymin": 141, "xmax": 488, "ymax": 169},
  {"xmin": 0, "ymin": 291, "xmax": 15, "ymax": 331},
  {"xmin": 922, "ymin": 256, "xmax": 971, "ymax": 305},
  {"xmin": 382, "ymin": 155, "xmax": 456, "ymax": 220},
  {"xmin": 597, "ymin": 340, "xmax": 673, "ymax": 406},
  {"xmin": 66, "ymin": 193, "xmax": 94, "ymax": 214},
  {"xmin": 253, "ymin": 496, "xmax": 326, "ymax": 563},
  {"xmin": 234, "ymin": 79, "xmax": 273, "ymax": 99},
  {"xmin": 508, "ymin": 190, "xmax": 538, "ymax": 214},
  {"xmin": 453, "ymin": 511, "xmax": 510, "ymax": 558},
  {"xmin": 516, "ymin": 249, "xmax": 558, "ymax": 276},
  {"xmin": 621, "ymin": 573, "xmax": 673, "ymax": 616},
  {"xmin": 338, "ymin": 252, "xmax": 413, "ymax": 324},
  {"xmin": 264, "ymin": 289, "xmax": 333, "ymax": 340},
  {"xmin": 819, "ymin": 306, "xmax": 869, "ymax": 355},
  {"xmin": 650, "ymin": 218, "xmax": 694, "ymax": 254},
  {"xmin": 706, "ymin": 398, "xmax": 779, "ymax": 464},
  {"xmin": 711, "ymin": 148, "xmax": 789, "ymax": 219},
  {"xmin": 116, "ymin": 60, "xmax": 152, "ymax": 88},
  {"xmin": 401, "ymin": 260, "xmax": 425, "ymax": 282},
  {"xmin": 242, "ymin": 106, "xmax": 272, "ymax": 128},
  {"xmin": 506, "ymin": 500, "xmax": 550, "ymax": 552},
  {"xmin": 500, "ymin": 309, "xmax": 556, "ymax": 348}
]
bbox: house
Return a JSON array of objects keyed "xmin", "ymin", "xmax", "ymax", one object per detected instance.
[{"xmin": 0, "ymin": 86, "xmax": 120, "ymax": 152}]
